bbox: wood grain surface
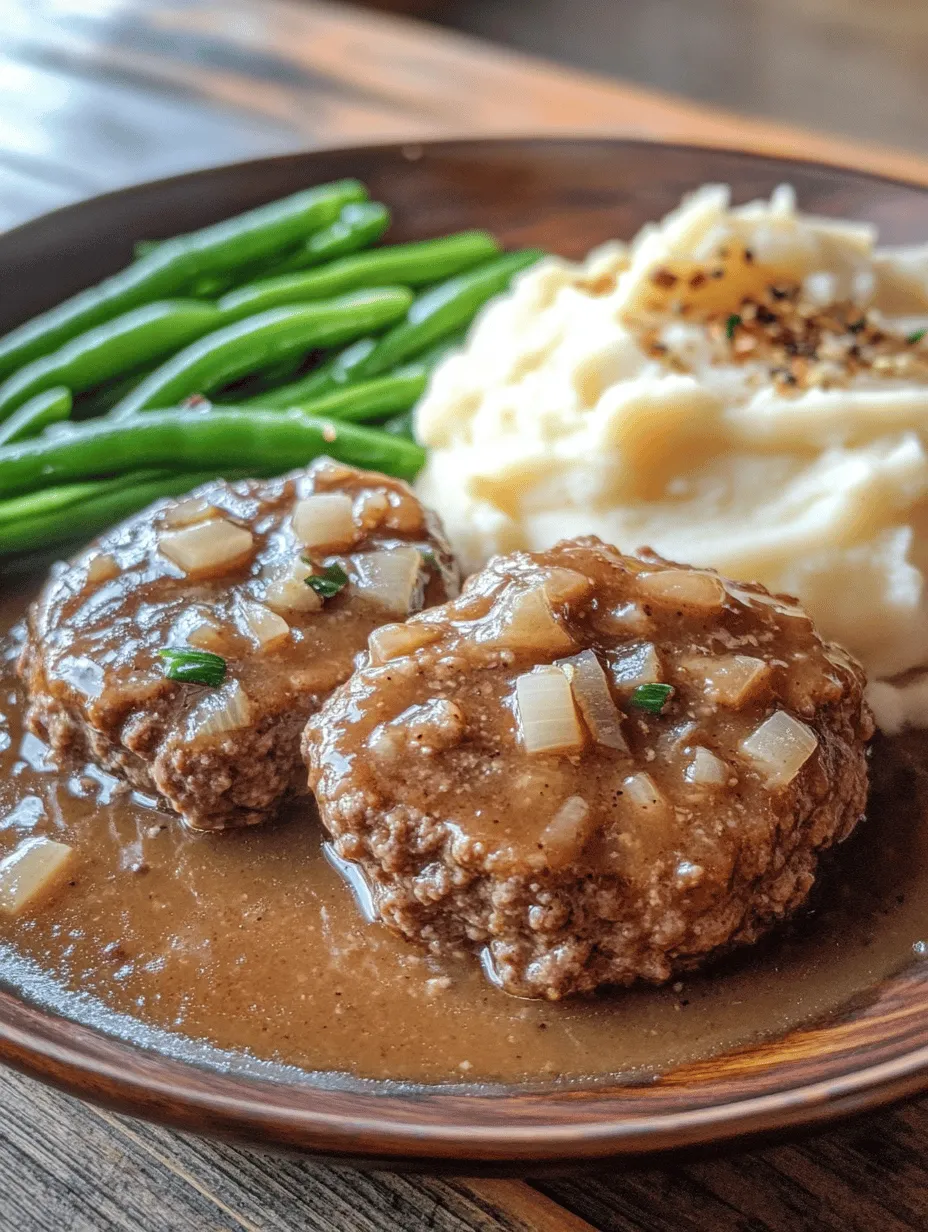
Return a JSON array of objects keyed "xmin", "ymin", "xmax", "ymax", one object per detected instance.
[
  {"xmin": 5, "ymin": 0, "xmax": 928, "ymax": 237},
  {"xmin": 438, "ymin": 0, "xmax": 928, "ymax": 161},
  {"xmin": 4, "ymin": 2, "xmax": 928, "ymax": 1229}
]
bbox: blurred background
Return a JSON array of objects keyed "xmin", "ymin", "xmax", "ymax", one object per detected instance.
[
  {"xmin": 370, "ymin": 0, "xmax": 928, "ymax": 155},
  {"xmin": 4, "ymin": 0, "xmax": 928, "ymax": 233}
]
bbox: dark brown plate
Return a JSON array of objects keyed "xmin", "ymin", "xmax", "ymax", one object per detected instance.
[{"xmin": 2, "ymin": 138, "xmax": 928, "ymax": 1170}]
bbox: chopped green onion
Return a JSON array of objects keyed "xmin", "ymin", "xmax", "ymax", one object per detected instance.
[
  {"xmin": 305, "ymin": 562, "xmax": 349, "ymax": 599},
  {"xmin": 158, "ymin": 647, "xmax": 227, "ymax": 687},
  {"xmin": 725, "ymin": 313, "xmax": 741, "ymax": 340},
  {"xmin": 628, "ymin": 683, "xmax": 674, "ymax": 714},
  {"xmin": 907, "ymin": 329, "xmax": 927, "ymax": 345}
]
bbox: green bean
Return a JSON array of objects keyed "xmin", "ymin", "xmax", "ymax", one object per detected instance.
[
  {"xmin": 0, "ymin": 301, "xmax": 223, "ymax": 421},
  {"xmin": 216, "ymin": 355, "xmax": 309, "ymax": 404},
  {"xmin": 0, "ymin": 179, "xmax": 367, "ymax": 381},
  {"xmin": 252, "ymin": 330, "xmax": 462, "ymax": 410},
  {"xmin": 110, "ymin": 290, "xmax": 414, "ymax": 418},
  {"xmin": 219, "ymin": 230, "xmax": 501, "ymax": 319},
  {"xmin": 74, "ymin": 368, "xmax": 157, "ymax": 420},
  {"xmin": 248, "ymin": 366, "xmax": 428, "ymax": 423},
  {"xmin": 0, "ymin": 469, "xmax": 242, "ymax": 555},
  {"xmin": 0, "ymin": 408, "xmax": 425, "ymax": 497},
  {"xmin": 263, "ymin": 201, "xmax": 391, "ymax": 277},
  {"xmin": 354, "ymin": 249, "xmax": 543, "ymax": 380},
  {"xmin": 0, "ymin": 387, "xmax": 72, "ymax": 447},
  {"xmin": 249, "ymin": 338, "xmax": 378, "ymax": 409},
  {"xmin": 134, "ymin": 202, "xmax": 388, "ymax": 292},
  {"xmin": 0, "ymin": 468, "xmax": 169, "ymax": 527},
  {"xmin": 382, "ymin": 409, "xmax": 415, "ymax": 440}
]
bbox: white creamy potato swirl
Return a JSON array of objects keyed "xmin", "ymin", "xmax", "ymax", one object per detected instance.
[{"xmin": 414, "ymin": 185, "xmax": 928, "ymax": 730}]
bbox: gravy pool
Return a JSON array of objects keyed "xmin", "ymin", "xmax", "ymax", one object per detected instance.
[{"xmin": 0, "ymin": 577, "xmax": 925, "ymax": 1085}]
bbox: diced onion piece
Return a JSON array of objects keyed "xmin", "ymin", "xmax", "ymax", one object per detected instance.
[
  {"xmin": 160, "ymin": 518, "xmax": 254, "ymax": 576},
  {"xmin": 681, "ymin": 654, "xmax": 770, "ymax": 707},
  {"xmin": 611, "ymin": 642, "xmax": 662, "ymax": 690},
  {"xmin": 739, "ymin": 711, "xmax": 818, "ymax": 788},
  {"xmin": 308, "ymin": 458, "xmax": 356, "ymax": 487},
  {"xmin": 187, "ymin": 618, "xmax": 229, "ymax": 654},
  {"xmin": 354, "ymin": 489, "xmax": 391, "ymax": 532},
  {"xmin": 597, "ymin": 601, "xmax": 650, "ymax": 636},
  {"xmin": 560, "ymin": 649, "xmax": 627, "ymax": 751},
  {"xmin": 368, "ymin": 724, "xmax": 405, "ymax": 761},
  {"xmin": 539, "ymin": 796, "xmax": 595, "ymax": 870},
  {"xmin": 85, "ymin": 552, "xmax": 120, "ymax": 585},
  {"xmin": 622, "ymin": 771, "xmax": 666, "ymax": 813},
  {"xmin": 489, "ymin": 586, "xmax": 576, "ymax": 655},
  {"xmin": 352, "ymin": 547, "xmax": 422, "ymax": 615},
  {"xmin": 515, "ymin": 666, "xmax": 583, "ymax": 755},
  {"xmin": 241, "ymin": 601, "xmax": 290, "ymax": 650},
  {"xmin": 685, "ymin": 746, "xmax": 730, "ymax": 787},
  {"xmin": 292, "ymin": 493, "xmax": 357, "ymax": 549},
  {"xmin": 368, "ymin": 620, "xmax": 441, "ymax": 665},
  {"xmin": 638, "ymin": 569, "xmax": 725, "ymax": 611},
  {"xmin": 163, "ymin": 497, "xmax": 219, "ymax": 529},
  {"xmin": 190, "ymin": 680, "xmax": 253, "ymax": 742},
  {"xmin": 264, "ymin": 558, "xmax": 324, "ymax": 613},
  {"xmin": 0, "ymin": 837, "xmax": 75, "ymax": 916},
  {"xmin": 542, "ymin": 568, "xmax": 594, "ymax": 607}
]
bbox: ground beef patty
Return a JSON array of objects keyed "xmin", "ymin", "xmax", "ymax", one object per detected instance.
[
  {"xmin": 305, "ymin": 537, "xmax": 873, "ymax": 999},
  {"xmin": 20, "ymin": 459, "xmax": 458, "ymax": 831}
]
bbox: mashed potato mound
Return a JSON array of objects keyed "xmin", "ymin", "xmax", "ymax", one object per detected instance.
[{"xmin": 414, "ymin": 185, "xmax": 928, "ymax": 729}]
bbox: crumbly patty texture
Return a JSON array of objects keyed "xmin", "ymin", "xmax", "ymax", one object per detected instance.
[
  {"xmin": 305, "ymin": 537, "xmax": 874, "ymax": 999},
  {"xmin": 20, "ymin": 460, "xmax": 458, "ymax": 831}
]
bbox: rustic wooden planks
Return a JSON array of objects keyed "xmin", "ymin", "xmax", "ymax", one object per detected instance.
[
  {"xmin": 4, "ymin": 0, "xmax": 928, "ymax": 235},
  {"xmin": 5, "ymin": 1059, "xmax": 928, "ymax": 1231}
]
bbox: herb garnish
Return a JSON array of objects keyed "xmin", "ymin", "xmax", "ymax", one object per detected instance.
[
  {"xmin": 907, "ymin": 329, "xmax": 927, "ymax": 345},
  {"xmin": 725, "ymin": 313, "xmax": 741, "ymax": 340},
  {"xmin": 628, "ymin": 683, "xmax": 674, "ymax": 714},
  {"xmin": 158, "ymin": 647, "xmax": 227, "ymax": 687},
  {"xmin": 305, "ymin": 562, "xmax": 349, "ymax": 599}
]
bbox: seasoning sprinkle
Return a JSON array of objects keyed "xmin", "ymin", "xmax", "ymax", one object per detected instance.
[{"xmin": 642, "ymin": 280, "xmax": 928, "ymax": 394}]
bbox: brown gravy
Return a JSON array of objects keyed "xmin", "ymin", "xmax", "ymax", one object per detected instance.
[{"xmin": 0, "ymin": 575, "xmax": 926, "ymax": 1086}]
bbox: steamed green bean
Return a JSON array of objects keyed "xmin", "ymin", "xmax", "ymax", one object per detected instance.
[
  {"xmin": 0, "ymin": 179, "xmax": 367, "ymax": 381},
  {"xmin": 0, "ymin": 470, "xmax": 240, "ymax": 554},
  {"xmin": 0, "ymin": 387, "xmax": 72, "ymax": 447},
  {"xmin": 355, "ymin": 249, "xmax": 543, "ymax": 380},
  {"xmin": 218, "ymin": 230, "xmax": 501, "ymax": 318},
  {"xmin": 0, "ymin": 407, "xmax": 425, "ymax": 497},
  {"xmin": 0, "ymin": 301, "xmax": 223, "ymax": 420},
  {"xmin": 248, "ymin": 366, "xmax": 429, "ymax": 422},
  {"xmin": 110, "ymin": 290, "xmax": 413, "ymax": 418},
  {"xmin": 263, "ymin": 201, "xmax": 391, "ymax": 277}
]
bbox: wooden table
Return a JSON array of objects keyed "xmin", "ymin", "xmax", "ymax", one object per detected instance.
[{"xmin": 4, "ymin": 2, "xmax": 928, "ymax": 1229}]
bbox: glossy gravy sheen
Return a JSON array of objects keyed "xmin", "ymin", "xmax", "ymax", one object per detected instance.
[{"xmin": 0, "ymin": 578, "xmax": 926, "ymax": 1085}]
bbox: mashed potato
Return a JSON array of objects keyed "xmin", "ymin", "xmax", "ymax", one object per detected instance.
[{"xmin": 414, "ymin": 185, "xmax": 928, "ymax": 729}]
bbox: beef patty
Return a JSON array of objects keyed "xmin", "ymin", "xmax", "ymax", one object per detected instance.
[
  {"xmin": 305, "ymin": 537, "xmax": 873, "ymax": 999},
  {"xmin": 20, "ymin": 459, "xmax": 458, "ymax": 831}
]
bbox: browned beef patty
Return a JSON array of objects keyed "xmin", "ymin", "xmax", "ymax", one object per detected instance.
[
  {"xmin": 20, "ymin": 460, "xmax": 458, "ymax": 831},
  {"xmin": 305, "ymin": 537, "xmax": 873, "ymax": 999}
]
